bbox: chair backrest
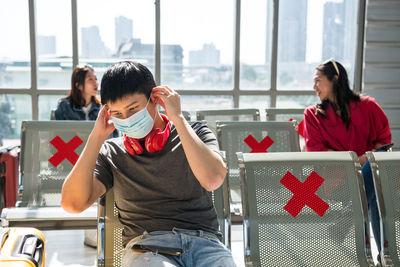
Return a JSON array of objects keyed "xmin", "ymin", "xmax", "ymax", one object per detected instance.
[
  {"xmin": 211, "ymin": 150, "xmax": 231, "ymax": 249},
  {"xmin": 237, "ymin": 151, "xmax": 374, "ymax": 267},
  {"xmin": 98, "ymin": 164, "xmax": 231, "ymax": 266},
  {"xmin": 19, "ymin": 121, "xmax": 94, "ymax": 207},
  {"xmin": 217, "ymin": 121, "xmax": 300, "ymax": 193},
  {"xmin": 196, "ymin": 109, "xmax": 260, "ymax": 134},
  {"xmin": 265, "ymin": 108, "xmax": 304, "ymax": 121},
  {"xmin": 50, "ymin": 109, "xmax": 56, "ymax": 120},
  {"xmin": 97, "ymin": 188, "xmax": 124, "ymax": 267},
  {"xmin": 367, "ymin": 151, "xmax": 400, "ymax": 266},
  {"xmin": 160, "ymin": 110, "xmax": 191, "ymax": 121}
]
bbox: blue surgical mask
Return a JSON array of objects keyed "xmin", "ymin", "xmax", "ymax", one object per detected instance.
[{"xmin": 111, "ymin": 98, "xmax": 154, "ymax": 139}]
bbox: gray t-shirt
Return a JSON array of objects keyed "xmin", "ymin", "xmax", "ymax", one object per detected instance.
[{"xmin": 94, "ymin": 122, "xmax": 221, "ymax": 247}]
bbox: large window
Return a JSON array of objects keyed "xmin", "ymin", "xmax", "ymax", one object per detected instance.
[
  {"xmin": 78, "ymin": 0, "xmax": 155, "ymax": 82},
  {"xmin": 0, "ymin": 0, "xmax": 362, "ymax": 146},
  {"xmin": 240, "ymin": 0, "xmax": 272, "ymax": 90},
  {"xmin": 161, "ymin": 0, "xmax": 234, "ymax": 90},
  {"xmin": 0, "ymin": 94, "xmax": 31, "ymax": 146},
  {"xmin": 277, "ymin": 0, "xmax": 359, "ymax": 91},
  {"xmin": 37, "ymin": 0, "xmax": 72, "ymax": 89},
  {"xmin": 0, "ymin": 0, "xmax": 30, "ymax": 88}
]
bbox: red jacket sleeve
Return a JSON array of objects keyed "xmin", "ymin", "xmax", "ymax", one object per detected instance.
[
  {"xmin": 367, "ymin": 98, "xmax": 391, "ymax": 146},
  {"xmin": 303, "ymin": 107, "xmax": 330, "ymax": 152}
]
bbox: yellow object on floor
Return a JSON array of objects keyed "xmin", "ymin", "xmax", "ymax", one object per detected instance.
[{"xmin": 0, "ymin": 227, "xmax": 45, "ymax": 267}]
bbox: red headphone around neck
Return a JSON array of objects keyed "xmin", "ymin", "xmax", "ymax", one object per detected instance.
[{"xmin": 123, "ymin": 114, "xmax": 171, "ymax": 155}]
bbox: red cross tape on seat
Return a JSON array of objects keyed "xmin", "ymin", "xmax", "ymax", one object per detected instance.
[
  {"xmin": 48, "ymin": 135, "xmax": 83, "ymax": 167},
  {"xmin": 280, "ymin": 171, "xmax": 329, "ymax": 218},
  {"xmin": 244, "ymin": 134, "xmax": 274, "ymax": 153}
]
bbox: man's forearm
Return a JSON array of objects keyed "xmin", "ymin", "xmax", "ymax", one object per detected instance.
[
  {"xmin": 172, "ymin": 116, "xmax": 226, "ymax": 191},
  {"xmin": 61, "ymin": 132, "xmax": 105, "ymax": 211}
]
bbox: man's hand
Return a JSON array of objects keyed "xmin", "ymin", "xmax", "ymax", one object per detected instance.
[
  {"xmin": 93, "ymin": 105, "xmax": 115, "ymax": 140},
  {"xmin": 152, "ymin": 86, "xmax": 182, "ymax": 122}
]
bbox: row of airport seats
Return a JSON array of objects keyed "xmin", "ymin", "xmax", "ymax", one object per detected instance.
[
  {"xmin": 2, "ymin": 108, "xmax": 398, "ymax": 266},
  {"xmin": 0, "ymin": 108, "xmax": 302, "ymax": 231},
  {"xmin": 51, "ymin": 107, "xmax": 305, "ymax": 123},
  {"xmin": 98, "ymin": 151, "xmax": 400, "ymax": 267}
]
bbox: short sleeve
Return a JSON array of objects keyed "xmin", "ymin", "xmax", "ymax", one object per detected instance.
[
  {"xmin": 93, "ymin": 143, "xmax": 114, "ymax": 192},
  {"xmin": 191, "ymin": 122, "xmax": 220, "ymax": 153},
  {"xmin": 367, "ymin": 98, "xmax": 392, "ymax": 145},
  {"xmin": 303, "ymin": 107, "xmax": 330, "ymax": 152}
]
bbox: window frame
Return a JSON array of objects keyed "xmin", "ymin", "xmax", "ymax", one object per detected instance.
[{"xmin": 0, "ymin": 0, "xmax": 366, "ymax": 119}]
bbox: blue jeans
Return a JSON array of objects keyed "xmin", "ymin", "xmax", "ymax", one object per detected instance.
[
  {"xmin": 122, "ymin": 228, "xmax": 236, "ymax": 267},
  {"xmin": 362, "ymin": 158, "xmax": 381, "ymax": 254}
]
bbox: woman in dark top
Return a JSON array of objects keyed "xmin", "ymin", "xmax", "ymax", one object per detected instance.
[{"xmin": 55, "ymin": 65, "xmax": 101, "ymax": 120}]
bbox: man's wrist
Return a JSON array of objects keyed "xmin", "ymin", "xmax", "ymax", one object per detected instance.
[
  {"xmin": 169, "ymin": 113, "xmax": 186, "ymax": 124},
  {"xmin": 88, "ymin": 131, "xmax": 107, "ymax": 147}
]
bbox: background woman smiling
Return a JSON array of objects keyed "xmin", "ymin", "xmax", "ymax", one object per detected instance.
[{"xmin": 303, "ymin": 59, "xmax": 392, "ymax": 264}]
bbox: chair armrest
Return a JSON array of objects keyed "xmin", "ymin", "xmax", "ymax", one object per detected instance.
[{"xmin": 1, "ymin": 206, "xmax": 97, "ymax": 230}]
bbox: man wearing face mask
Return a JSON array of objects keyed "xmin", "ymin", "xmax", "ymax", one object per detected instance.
[{"xmin": 61, "ymin": 61, "xmax": 236, "ymax": 267}]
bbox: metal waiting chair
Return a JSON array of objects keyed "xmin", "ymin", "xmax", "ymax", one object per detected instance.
[
  {"xmin": 237, "ymin": 151, "xmax": 374, "ymax": 267},
  {"xmin": 214, "ymin": 151, "xmax": 231, "ymax": 250},
  {"xmin": 196, "ymin": 108, "xmax": 260, "ymax": 134},
  {"xmin": 50, "ymin": 109, "xmax": 56, "ymax": 120},
  {"xmin": 97, "ymin": 154, "xmax": 231, "ymax": 267},
  {"xmin": 265, "ymin": 108, "xmax": 306, "ymax": 151},
  {"xmin": 216, "ymin": 121, "xmax": 300, "ymax": 213},
  {"xmin": 265, "ymin": 108, "xmax": 304, "ymax": 121},
  {"xmin": 97, "ymin": 188, "xmax": 123, "ymax": 267},
  {"xmin": 367, "ymin": 151, "xmax": 400, "ymax": 266},
  {"xmin": 160, "ymin": 109, "xmax": 191, "ymax": 121},
  {"xmin": 1, "ymin": 121, "xmax": 97, "ymax": 230}
]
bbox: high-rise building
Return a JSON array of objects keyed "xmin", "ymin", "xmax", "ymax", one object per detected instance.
[
  {"xmin": 189, "ymin": 43, "xmax": 220, "ymax": 66},
  {"xmin": 115, "ymin": 16, "xmax": 133, "ymax": 51},
  {"xmin": 277, "ymin": 0, "xmax": 308, "ymax": 62},
  {"xmin": 343, "ymin": 0, "xmax": 357, "ymax": 62},
  {"xmin": 323, "ymin": 2, "xmax": 345, "ymax": 61},
  {"xmin": 81, "ymin": 26, "xmax": 110, "ymax": 58},
  {"xmin": 265, "ymin": 0, "xmax": 273, "ymax": 64},
  {"xmin": 323, "ymin": 1, "xmax": 356, "ymax": 62},
  {"xmin": 114, "ymin": 38, "xmax": 183, "ymax": 79},
  {"xmin": 37, "ymin": 35, "xmax": 56, "ymax": 56}
]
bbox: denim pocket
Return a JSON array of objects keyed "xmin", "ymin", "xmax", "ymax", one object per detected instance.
[{"xmin": 135, "ymin": 232, "xmax": 183, "ymax": 254}]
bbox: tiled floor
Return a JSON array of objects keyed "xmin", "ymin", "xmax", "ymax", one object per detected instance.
[
  {"xmin": 44, "ymin": 230, "xmax": 97, "ymax": 267},
  {"xmin": 44, "ymin": 224, "xmax": 377, "ymax": 267}
]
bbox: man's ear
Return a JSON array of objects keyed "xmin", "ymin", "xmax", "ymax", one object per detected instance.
[{"xmin": 150, "ymin": 92, "xmax": 158, "ymax": 104}]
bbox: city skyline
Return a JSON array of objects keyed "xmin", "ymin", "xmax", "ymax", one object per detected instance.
[{"xmin": 1, "ymin": 0, "xmax": 353, "ymax": 66}]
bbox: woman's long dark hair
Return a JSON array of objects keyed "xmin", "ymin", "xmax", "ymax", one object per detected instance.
[
  {"xmin": 67, "ymin": 65, "xmax": 100, "ymax": 108},
  {"xmin": 315, "ymin": 60, "xmax": 360, "ymax": 129}
]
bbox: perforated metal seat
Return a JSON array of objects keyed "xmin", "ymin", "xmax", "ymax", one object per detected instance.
[
  {"xmin": 196, "ymin": 108, "xmax": 260, "ymax": 134},
  {"xmin": 237, "ymin": 151, "xmax": 374, "ymax": 267},
  {"xmin": 265, "ymin": 107, "xmax": 304, "ymax": 121},
  {"xmin": 1, "ymin": 121, "xmax": 97, "ymax": 230},
  {"xmin": 19, "ymin": 121, "xmax": 95, "ymax": 207},
  {"xmin": 367, "ymin": 151, "xmax": 400, "ymax": 266},
  {"xmin": 160, "ymin": 109, "xmax": 191, "ymax": 121},
  {"xmin": 217, "ymin": 121, "xmax": 300, "ymax": 212},
  {"xmin": 212, "ymin": 151, "xmax": 231, "ymax": 249},
  {"xmin": 97, "ymin": 188, "xmax": 124, "ymax": 267}
]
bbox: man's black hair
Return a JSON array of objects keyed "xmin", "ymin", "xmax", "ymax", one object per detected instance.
[{"xmin": 100, "ymin": 61, "xmax": 156, "ymax": 104}]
